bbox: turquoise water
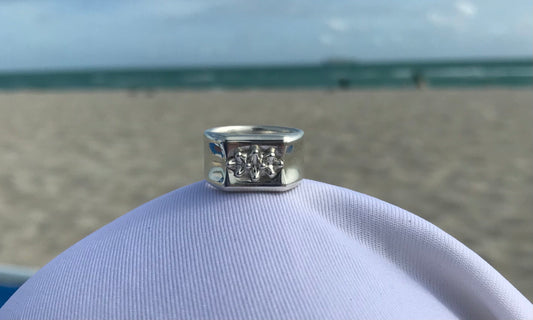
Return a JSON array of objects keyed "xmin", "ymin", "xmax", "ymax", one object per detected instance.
[{"xmin": 0, "ymin": 59, "xmax": 531, "ymax": 90}]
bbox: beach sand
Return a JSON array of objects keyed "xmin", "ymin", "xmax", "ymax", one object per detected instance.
[{"xmin": 0, "ymin": 88, "xmax": 532, "ymax": 300}]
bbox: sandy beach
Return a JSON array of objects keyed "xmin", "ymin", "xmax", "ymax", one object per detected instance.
[{"xmin": 0, "ymin": 88, "xmax": 532, "ymax": 300}]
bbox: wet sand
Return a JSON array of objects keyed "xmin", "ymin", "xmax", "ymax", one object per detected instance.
[{"xmin": 0, "ymin": 88, "xmax": 532, "ymax": 300}]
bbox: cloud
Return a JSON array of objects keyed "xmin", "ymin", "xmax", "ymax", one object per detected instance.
[
  {"xmin": 455, "ymin": 1, "xmax": 477, "ymax": 17},
  {"xmin": 141, "ymin": 0, "xmax": 226, "ymax": 19},
  {"xmin": 0, "ymin": 0, "xmax": 531, "ymax": 70},
  {"xmin": 426, "ymin": 12, "xmax": 449, "ymax": 26},
  {"xmin": 372, "ymin": 36, "xmax": 384, "ymax": 47},
  {"xmin": 426, "ymin": 1, "xmax": 477, "ymax": 30},
  {"xmin": 488, "ymin": 26, "xmax": 507, "ymax": 37},
  {"xmin": 319, "ymin": 34, "xmax": 334, "ymax": 46},
  {"xmin": 325, "ymin": 17, "xmax": 349, "ymax": 32}
]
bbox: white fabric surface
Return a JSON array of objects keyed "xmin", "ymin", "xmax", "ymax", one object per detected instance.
[{"xmin": 0, "ymin": 179, "xmax": 531, "ymax": 319}]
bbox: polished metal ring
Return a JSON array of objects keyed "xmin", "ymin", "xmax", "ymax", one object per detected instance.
[{"xmin": 204, "ymin": 125, "xmax": 304, "ymax": 192}]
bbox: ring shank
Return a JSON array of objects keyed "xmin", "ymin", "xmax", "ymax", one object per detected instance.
[{"xmin": 205, "ymin": 125, "xmax": 304, "ymax": 143}]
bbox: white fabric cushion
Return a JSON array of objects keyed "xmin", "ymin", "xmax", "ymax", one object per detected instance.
[{"xmin": 1, "ymin": 180, "xmax": 531, "ymax": 319}]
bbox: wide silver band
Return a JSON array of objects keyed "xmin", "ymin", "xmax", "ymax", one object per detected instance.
[{"xmin": 204, "ymin": 125, "xmax": 304, "ymax": 192}]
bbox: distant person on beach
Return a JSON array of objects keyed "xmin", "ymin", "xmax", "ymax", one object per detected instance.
[
  {"xmin": 412, "ymin": 70, "xmax": 426, "ymax": 89},
  {"xmin": 337, "ymin": 78, "xmax": 351, "ymax": 89}
]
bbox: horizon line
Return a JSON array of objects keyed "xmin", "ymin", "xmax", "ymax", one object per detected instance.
[{"xmin": 0, "ymin": 56, "xmax": 531, "ymax": 75}]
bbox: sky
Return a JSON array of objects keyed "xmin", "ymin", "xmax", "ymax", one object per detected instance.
[{"xmin": 0, "ymin": 0, "xmax": 531, "ymax": 71}]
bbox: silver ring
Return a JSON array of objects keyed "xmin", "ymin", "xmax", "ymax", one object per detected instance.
[{"xmin": 204, "ymin": 125, "xmax": 304, "ymax": 192}]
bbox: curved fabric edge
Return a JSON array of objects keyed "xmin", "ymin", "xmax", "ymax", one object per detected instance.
[
  {"xmin": 0, "ymin": 179, "xmax": 531, "ymax": 319},
  {"xmin": 299, "ymin": 179, "xmax": 532, "ymax": 319}
]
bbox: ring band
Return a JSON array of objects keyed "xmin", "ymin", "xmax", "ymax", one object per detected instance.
[{"xmin": 204, "ymin": 125, "xmax": 304, "ymax": 192}]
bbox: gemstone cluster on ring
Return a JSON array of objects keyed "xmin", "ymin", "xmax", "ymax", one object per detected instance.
[
  {"xmin": 204, "ymin": 125, "xmax": 303, "ymax": 191},
  {"xmin": 227, "ymin": 145, "xmax": 284, "ymax": 182}
]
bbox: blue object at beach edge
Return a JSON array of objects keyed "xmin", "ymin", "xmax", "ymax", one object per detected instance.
[{"xmin": 0, "ymin": 285, "xmax": 19, "ymax": 308}]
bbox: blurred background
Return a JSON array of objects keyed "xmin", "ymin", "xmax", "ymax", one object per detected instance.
[{"xmin": 0, "ymin": 0, "xmax": 532, "ymax": 305}]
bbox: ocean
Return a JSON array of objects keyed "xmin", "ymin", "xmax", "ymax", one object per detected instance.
[{"xmin": 0, "ymin": 59, "xmax": 531, "ymax": 90}]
